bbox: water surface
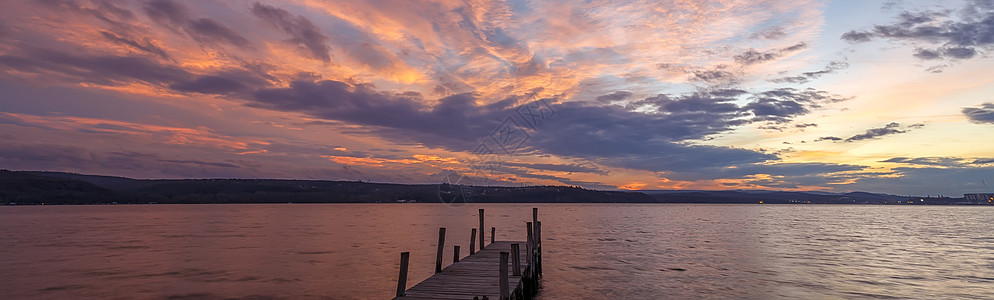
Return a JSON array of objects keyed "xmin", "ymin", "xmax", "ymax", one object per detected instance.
[{"xmin": 1, "ymin": 204, "xmax": 992, "ymax": 299}]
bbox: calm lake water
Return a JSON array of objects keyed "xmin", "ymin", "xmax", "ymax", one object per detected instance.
[{"xmin": 1, "ymin": 204, "xmax": 992, "ymax": 299}]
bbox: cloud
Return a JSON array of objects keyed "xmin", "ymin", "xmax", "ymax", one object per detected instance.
[
  {"xmin": 769, "ymin": 60, "xmax": 849, "ymax": 84},
  {"xmin": 0, "ymin": 46, "xmax": 191, "ymax": 86},
  {"xmin": 501, "ymin": 162, "xmax": 608, "ymax": 175},
  {"xmin": 688, "ymin": 67, "xmax": 739, "ymax": 85},
  {"xmin": 251, "ymin": 2, "xmax": 332, "ymax": 62},
  {"xmin": 815, "ymin": 136, "xmax": 843, "ymax": 142},
  {"xmin": 99, "ymin": 31, "xmax": 171, "ymax": 60},
  {"xmin": 245, "ymin": 79, "xmax": 804, "ymax": 176},
  {"xmin": 962, "ymin": 102, "xmax": 994, "ymax": 124},
  {"xmin": 842, "ymin": 3, "xmax": 994, "ymax": 61},
  {"xmin": 881, "ymin": 157, "xmax": 964, "ymax": 167},
  {"xmin": 169, "ymin": 69, "xmax": 269, "ymax": 95},
  {"xmin": 744, "ymin": 88, "xmax": 850, "ymax": 123},
  {"xmin": 750, "ymin": 26, "xmax": 787, "ymax": 40},
  {"xmin": 734, "ymin": 42, "xmax": 807, "ymax": 65},
  {"xmin": 838, "ymin": 166, "xmax": 994, "ymax": 196},
  {"xmin": 143, "ymin": 0, "xmax": 250, "ymax": 47},
  {"xmin": 595, "ymin": 91, "xmax": 632, "ymax": 103},
  {"xmin": 844, "ymin": 122, "xmax": 919, "ymax": 142}
]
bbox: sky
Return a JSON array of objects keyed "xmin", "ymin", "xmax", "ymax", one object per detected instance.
[{"xmin": 1, "ymin": 0, "xmax": 993, "ymax": 196}]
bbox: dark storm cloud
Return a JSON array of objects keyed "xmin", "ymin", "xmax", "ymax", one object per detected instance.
[
  {"xmin": 844, "ymin": 122, "xmax": 920, "ymax": 142},
  {"xmin": 251, "ymin": 2, "xmax": 332, "ymax": 62},
  {"xmin": 144, "ymin": 0, "xmax": 250, "ymax": 47},
  {"xmin": 842, "ymin": 2, "xmax": 994, "ymax": 61},
  {"xmin": 769, "ymin": 61, "xmax": 849, "ymax": 84},
  {"xmin": 881, "ymin": 157, "xmax": 964, "ymax": 167},
  {"xmin": 99, "ymin": 31, "xmax": 171, "ymax": 60},
  {"xmin": 734, "ymin": 42, "xmax": 807, "ymax": 65},
  {"xmin": 962, "ymin": 102, "xmax": 994, "ymax": 124}
]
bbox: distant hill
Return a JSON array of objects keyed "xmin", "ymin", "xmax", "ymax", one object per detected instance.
[
  {"xmin": 0, "ymin": 170, "xmax": 128, "ymax": 204},
  {"xmin": 0, "ymin": 170, "xmax": 652, "ymax": 204},
  {"xmin": 640, "ymin": 189, "xmax": 964, "ymax": 205},
  {"xmin": 0, "ymin": 170, "xmax": 982, "ymax": 205}
]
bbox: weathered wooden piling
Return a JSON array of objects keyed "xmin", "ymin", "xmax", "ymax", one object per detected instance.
[
  {"xmin": 499, "ymin": 251, "xmax": 510, "ymax": 300},
  {"xmin": 470, "ymin": 228, "xmax": 477, "ymax": 255},
  {"xmin": 479, "ymin": 209, "xmax": 485, "ymax": 248},
  {"xmin": 396, "ymin": 252, "xmax": 410, "ymax": 297},
  {"xmin": 394, "ymin": 208, "xmax": 543, "ymax": 300},
  {"xmin": 535, "ymin": 221, "xmax": 542, "ymax": 276},
  {"xmin": 511, "ymin": 243, "xmax": 521, "ymax": 276},
  {"xmin": 434, "ymin": 228, "xmax": 445, "ymax": 273}
]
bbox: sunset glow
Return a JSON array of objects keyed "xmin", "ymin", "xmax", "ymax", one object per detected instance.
[{"xmin": 2, "ymin": 0, "xmax": 993, "ymax": 195}]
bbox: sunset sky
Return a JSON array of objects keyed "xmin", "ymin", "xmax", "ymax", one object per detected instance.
[{"xmin": 1, "ymin": 0, "xmax": 993, "ymax": 196}]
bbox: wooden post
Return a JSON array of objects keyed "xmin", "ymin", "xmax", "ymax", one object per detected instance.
[
  {"xmin": 511, "ymin": 243, "xmax": 521, "ymax": 276},
  {"xmin": 453, "ymin": 245, "xmax": 460, "ymax": 263},
  {"xmin": 469, "ymin": 228, "xmax": 477, "ymax": 255},
  {"xmin": 396, "ymin": 252, "xmax": 410, "ymax": 297},
  {"xmin": 526, "ymin": 221, "xmax": 534, "ymax": 278},
  {"xmin": 499, "ymin": 251, "xmax": 510, "ymax": 300},
  {"xmin": 435, "ymin": 227, "xmax": 446, "ymax": 273},
  {"xmin": 532, "ymin": 207, "xmax": 538, "ymax": 231},
  {"xmin": 525, "ymin": 242, "xmax": 533, "ymax": 275},
  {"xmin": 535, "ymin": 221, "xmax": 542, "ymax": 276},
  {"xmin": 526, "ymin": 222, "xmax": 533, "ymax": 249},
  {"xmin": 478, "ymin": 209, "xmax": 485, "ymax": 249},
  {"xmin": 491, "ymin": 227, "xmax": 496, "ymax": 243}
]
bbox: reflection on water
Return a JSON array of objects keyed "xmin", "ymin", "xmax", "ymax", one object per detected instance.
[{"xmin": 1, "ymin": 204, "xmax": 992, "ymax": 299}]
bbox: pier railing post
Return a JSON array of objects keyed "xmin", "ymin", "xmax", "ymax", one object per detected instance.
[
  {"xmin": 499, "ymin": 251, "xmax": 510, "ymax": 300},
  {"xmin": 396, "ymin": 252, "xmax": 410, "ymax": 297},
  {"xmin": 435, "ymin": 228, "xmax": 446, "ymax": 273},
  {"xmin": 491, "ymin": 227, "xmax": 496, "ymax": 244},
  {"xmin": 454, "ymin": 245, "xmax": 460, "ymax": 263},
  {"xmin": 469, "ymin": 228, "xmax": 477, "ymax": 255},
  {"xmin": 479, "ymin": 209, "xmax": 485, "ymax": 249},
  {"xmin": 511, "ymin": 243, "xmax": 521, "ymax": 276}
]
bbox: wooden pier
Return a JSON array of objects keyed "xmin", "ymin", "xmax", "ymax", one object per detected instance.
[{"xmin": 393, "ymin": 208, "xmax": 543, "ymax": 300}]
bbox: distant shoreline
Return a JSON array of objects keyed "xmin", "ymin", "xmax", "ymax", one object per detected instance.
[{"xmin": 2, "ymin": 170, "xmax": 991, "ymax": 206}]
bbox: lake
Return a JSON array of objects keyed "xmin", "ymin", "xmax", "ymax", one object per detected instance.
[{"xmin": 1, "ymin": 204, "xmax": 992, "ymax": 299}]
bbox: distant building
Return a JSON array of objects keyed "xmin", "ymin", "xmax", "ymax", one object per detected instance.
[{"xmin": 964, "ymin": 193, "xmax": 994, "ymax": 204}]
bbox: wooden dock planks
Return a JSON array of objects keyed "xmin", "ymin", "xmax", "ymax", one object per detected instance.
[{"xmin": 394, "ymin": 241, "xmax": 530, "ymax": 300}]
